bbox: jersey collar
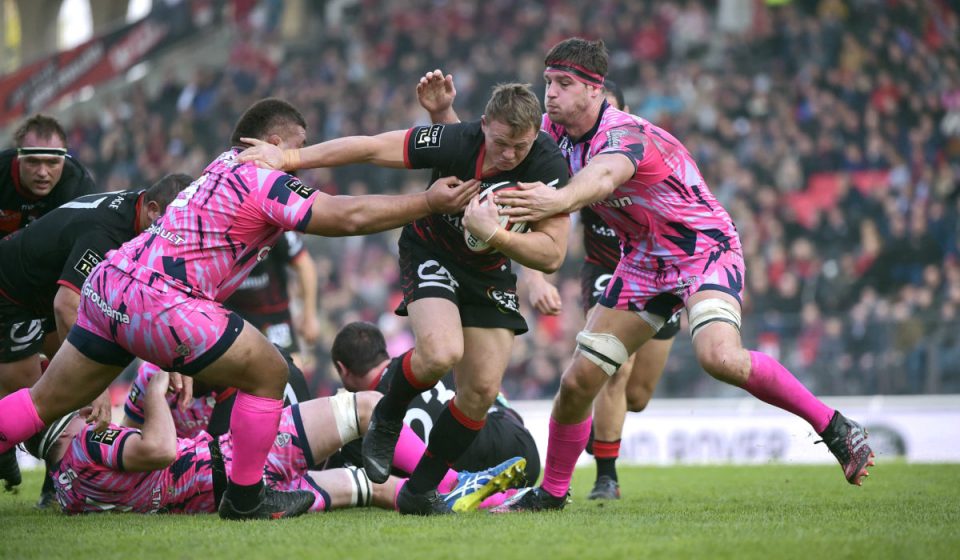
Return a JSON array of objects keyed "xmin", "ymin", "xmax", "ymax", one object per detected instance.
[
  {"xmin": 134, "ymin": 192, "xmax": 146, "ymax": 234},
  {"xmin": 567, "ymin": 99, "xmax": 610, "ymax": 146}
]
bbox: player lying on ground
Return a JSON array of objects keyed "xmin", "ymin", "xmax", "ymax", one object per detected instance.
[
  {"xmin": 327, "ymin": 321, "xmax": 540, "ymax": 487},
  {"xmin": 27, "ymin": 370, "xmax": 527, "ymax": 515}
]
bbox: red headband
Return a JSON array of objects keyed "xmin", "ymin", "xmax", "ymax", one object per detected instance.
[{"xmin": 546, "ymin": 60, "xmax": 605, "ymax": 86}]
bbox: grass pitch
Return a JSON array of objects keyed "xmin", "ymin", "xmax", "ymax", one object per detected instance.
[{"xmin": 2, "ymin": 462, "xmax": 958, "ymax": 560}]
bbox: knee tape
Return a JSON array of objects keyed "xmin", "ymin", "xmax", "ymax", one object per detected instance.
[
  {"xmin": 575, "ymin": 331, "xmax": 629, "ymax": 376},
  {"xmin": 329, "ymin": 390, "xmax": 361, "ymax": 444},
  {"xmin": 688, "ymin": 298, "xmax": 742, "ymax": 339}
]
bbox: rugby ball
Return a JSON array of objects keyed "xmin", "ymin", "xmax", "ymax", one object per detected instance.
[{"xmin": 464, "ymin": 181, "xmax": 529, "ymax": 253}]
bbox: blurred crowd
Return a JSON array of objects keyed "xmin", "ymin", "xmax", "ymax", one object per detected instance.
[{"xmin": 46, "ymin": 0, "xmax": 960, "ymax": 398}]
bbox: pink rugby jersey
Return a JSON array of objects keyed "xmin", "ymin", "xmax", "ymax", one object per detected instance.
[
  {"xmin": 124, "ymin": 362, "xmax": 221, "ymax": 439},
  {"xmin": 53, "ymin": 423, "xmax": 216, "ymax": 514},
  {"xmin": 110, "ymin": 149, "xmax": 319, "ymax": 302},
  {"xmin": 541, "ymin": 104, "xmax": 740, "ymax": 269}
]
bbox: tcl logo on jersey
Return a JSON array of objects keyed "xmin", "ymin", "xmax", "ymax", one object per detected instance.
[
  {"xmin": 414, "ymin": 125, "xmax": 443, "ymax": 149},
  {"xmin": 284, "ymin": 177, "xmax": 315, "ymax": 198},
  {"xmin": 89, "ymin": 429, "xmax": 121, "ymax": 445},
  {"xmin": 73, "ymin": 249, "xmax": 103, "ymax": 277}
]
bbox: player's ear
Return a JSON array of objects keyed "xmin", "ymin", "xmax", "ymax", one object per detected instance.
[
  {"xmin": 146, "ymin": 200, "xmax": 163, "ymax": 221},
  {"xmin": 334, "ymin": 360, "xmax": 348, "ymax": 378},
  {"xmin": 267, "ymin": 133, "xmax": 283, "ymax": 146}
]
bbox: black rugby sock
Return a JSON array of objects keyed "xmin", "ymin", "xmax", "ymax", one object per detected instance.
[
  {"xmin": 379, "ymin": 350, "xmax": 434, "ymax": 420},
  {"xmin": 407, "ymin": 402, "xmax": 484, "ymax": 494}
]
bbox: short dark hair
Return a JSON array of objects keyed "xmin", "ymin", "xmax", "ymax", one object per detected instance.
[
  {"xmin": 603, "ymin": 79, "xmax": 625, "ymax": 110},
  {"xmin": 484, "ymin": 83, "xmax": 542, "ymax": 135},
  {"xmin": 544, "ymin": 37, "xmax": 609, "ymax": 79},
  {"xmin": 144, "ymin": 173, "xmax": 194, "ymax": 209},
  {"xmin": 13, "ymin": 114, "xmax": 68, "ymax": 148},
  {"xmin": 230, "ymin": 98, "xmax": 306, "ymax": 147},
  {"xmin": 331, "ymin": 322, "xmax": 389, "ymax": 375}
]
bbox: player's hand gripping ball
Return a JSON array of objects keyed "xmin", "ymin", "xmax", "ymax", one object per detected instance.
[{"xmin": 464, "ymin": 181, "xmax": 529, "ymax": 253}]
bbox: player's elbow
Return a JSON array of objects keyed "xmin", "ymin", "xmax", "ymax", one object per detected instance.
[{"xmin": 141, "ymin": 438, "xmax": 178, "ymax": 469}]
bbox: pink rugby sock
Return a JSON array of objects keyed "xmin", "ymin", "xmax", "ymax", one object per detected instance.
[
  {"xmin": 541, "ymin": 416, "xmax": 592, "ymax": 499},
  {"xmin": 392, "ymin": 423, "xmax": 459, "ymax": 492},
  {"xmin": 743, "ymin": 351, "xmax": 834, "ymax": 433},
  {"xmin": 229, "ymin": 392, "xmax": 283, "ymax": 486},
  {"xmin": 0, "ymin": 389, "xmax": 46, "ymax": 453}
]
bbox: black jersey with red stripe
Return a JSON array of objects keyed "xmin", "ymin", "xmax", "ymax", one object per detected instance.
[
  {"xmin": 402, "ymin": 121, "xmax": 569, "ymax": 271},
  {"xmin": 224, "ymin": 231, "xmax": 304, "ymax": 316},
  {"xmin": 0, "ymin": 189, "xmax": 145, "ymax": 315},
  {"xmin": 0, "ymin": 148, "xmax": 97, "ymax": 237},
  {"xmin": 581, "ymin": 206, "xmax": 621, "ymax": 269}
]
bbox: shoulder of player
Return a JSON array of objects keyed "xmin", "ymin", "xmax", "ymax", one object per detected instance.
[{"xmin": 56, "ymin": 156, "xmax": 97, "ymax": 196}]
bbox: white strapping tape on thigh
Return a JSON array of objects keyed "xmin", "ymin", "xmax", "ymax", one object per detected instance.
[
  {"xmin": 575, "ymin": 331, "xmax": 629, "ymax": 376},
  {"xmin": 688, "ymin": 298, "xmax": 742, "ymax": 339},
  {"xmin": 330, "ymin": 390, "xmax": 361, "ymax": 444},
  {"xmin": 635, "ymin": 310, "xmax": 667, "ymax": 333}
]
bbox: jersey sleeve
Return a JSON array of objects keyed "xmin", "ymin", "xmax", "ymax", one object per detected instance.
[
  {"xmin": 253, "ymin": 169, "xmax": 321, "ymax": 232},
  {"xmin": 123, "ymin": 362, "xmax": 161, "ymax": 424},
  {"xmin": 403, "ymin": 123, "xmax": 470, "ymax": 170},
  {"xmin": 590, "ymin": 121, "xmax": 650, "ymax": 175},
  {"xmin": 79, "ymin": 425, "xmax": 138, "ymax": 471},
  {"xmin": 57, "ymin": 230, "xmax": 119, "ymax": 293}
]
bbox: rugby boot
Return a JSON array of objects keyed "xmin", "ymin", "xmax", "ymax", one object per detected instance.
[
  {"xmin": 816, "ymin": 411, "xmax": 875, "ymax": 486},
  {"xmin": 489, "ymin": 486, "xmax": 568, "ymax": 513},
  {"xmin": 396, "ymin": 485, "xmax": 451, "ymax": 516},
  {"xmin": 0, "ymin": 448, "xmax": 21, "ymax": 492},
  {"xmin": 218, "ymin": 485, "xmax": 315, "ymax": 520},
  {"xmin": 587, "ymin": 475, "xmax": 621, "ymax": 500},
  {"xmin": 361, "ymin": 400, "xmax": 403, "ymax": 484},
  {"xmin": 443, "ymin": 456, "xmax": 527, "ymax": 513}
]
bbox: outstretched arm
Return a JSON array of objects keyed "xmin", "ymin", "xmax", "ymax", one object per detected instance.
[
  {"xmin": 303, "ymin": 177, "xmax": 480, "ymax": 237},
  {"xmin": 238, "ymin": 130, "xmax": 409, "ymax": 171},
  {"xmin": 497, "ymin": 154, "xmax": 636, "ymax": 222},
  {"xmin": 417, "ymin": 69, "xmax": 461, "ymax": 125}
]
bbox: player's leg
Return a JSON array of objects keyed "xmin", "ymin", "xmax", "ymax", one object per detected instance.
[
  {"xmin": 688, "ymin": 288, "xmax": 874, "ymax": 485},
  {"xmin": 492, "ymin": 304, "xmax": 658, "ymax": 513},
  {"xmin": 0, "ymin": 339, "xmax": 124, "ymax": 454},
  {"xmin": 181, "ymin": 320, "xmax": 316, "ymax": 517},
  {"xmin": 397, "ymin": 326, "xmax": 513, "ymax": 514},
  {"xmin": 589, "ymin": 315, "xmax": 677, "ymax": 500},
  {"xmin": 294, "ymin": 467, "xmax": 392, "ymax": 511},
  {"xmin": 363, "ymin": 296, "xmax": 464, "ymax": 484},
  {"xmin": 0, "ymin": 319, "xmax": 46, "ymax": 492}
]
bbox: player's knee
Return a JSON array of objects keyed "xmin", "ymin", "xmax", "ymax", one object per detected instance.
[
  {"xmin": 575, "ymin": 330, "xmax": 629, "ymax": 377},
  {"xmin": 558, "ymin": 365, "xmax": 599, "ymax": 401},
  {"xmin": 695, "ymin": 342, "xmax": 745, "ymax": 383},
  {"xmin": 415, "ymin": 344, "xmax": 462, "ymax": 377},
  {"xmin": 626, "ymin": 387, "xmax": 653, "ymax": 412},
  {"xmin": 354, "ymin": 391, "xmax": 380, "ymax": 434},
  {"xmin": 459, "ymin": 380, "xmax": 500, "ymax": 410}
]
